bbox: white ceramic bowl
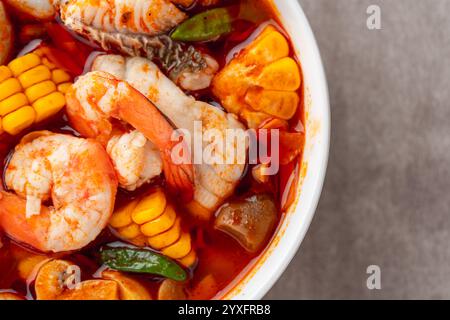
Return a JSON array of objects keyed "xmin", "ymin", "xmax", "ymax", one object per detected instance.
[{"xmin": 221, "ymin": 0, "xmax": 330, "ymax": 300}]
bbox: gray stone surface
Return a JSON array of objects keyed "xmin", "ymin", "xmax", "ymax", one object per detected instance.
[{"xmin": 265, "ymin": 0, "xmax": 450, "ymax": 299}]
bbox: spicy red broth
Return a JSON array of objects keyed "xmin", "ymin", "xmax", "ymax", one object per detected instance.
[{"xmin": 0, "ymin": 0, "xmax": 304, "ymax": 300}]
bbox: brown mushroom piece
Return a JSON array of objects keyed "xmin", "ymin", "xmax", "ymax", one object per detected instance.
[
  {"xmin": 35, "ymin": 260, "xmax": 120, "ymax": 300},
  {"xmin": 214, "ymin": 194, "xmax": 278, "ymax": 253},
  {"xmin": 102, "ymin": 270, "xmax": 152, "ymax": 300}
]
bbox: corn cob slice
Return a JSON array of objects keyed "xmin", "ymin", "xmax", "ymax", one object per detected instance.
[
  {"xmin": 212, "ymin": 25, "xmax": 302, "ymax": 128},
  {"xmin": 0, "ymin": 52, "xmax": 72, "ymax": 136},
  {"xmin": 0, "ymin": 66, "xmax": 12, "ymax": 82},
  {"xmin": 3, "ymin": 106, "xmax": 36, "ymax": 136},
  {"xmin": 140, "ymin": 205, "xmax": 177, "ymax": 237},
  {"xmin": 110, "ymin": 189, "xmax": 196, "ymax": 268}
]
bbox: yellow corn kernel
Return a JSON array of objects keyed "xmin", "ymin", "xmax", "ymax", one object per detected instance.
[
  {"xmin": 25, "ymin": 81, "xmax": 56, "ymax": 103},
  {"xmin": 110, "ymin": 200, "xmax": 139, "ymax": 229},
  {"xmin": 132, "ymin": 190, "xmax": 167, "ymax": 224},
  {"xmin": 140, "ymin": 205, "xmax": 176, "ymax": 237},
  {"xmin": 178, "ymin": 250, "xmax": 197, "ymax": 268},
  {"xmin": 2, "ymin": 106, "xmax": 36, "ymax": 136},
  {"xmin": 241, "ymin": 109, "xmax": 271, "ymax": 129},
  {"xmin": 8, "ymin": 53, "xmax": 41, "ymax": 77},
  {"xmin": 0, "ymin": 93, "xmax": 29, "ymax": 116},
  {"xmin": 245, "ymin": 88, "xmax": 299, "ymax": 120},
  {"xmin": 162, "ymin": 232, "xmax": 192, "ymax": 260},
  {"xmin": 0, "ymin": 78, "xmax": 22, "ymax": 101},
  {"xmin": 147, "ymin": 217, "xmax": 181, "ymax": 250},
  {"xmin": 118, "ymin": 223, "xmax": 141, "ymax": 239},
  {"xmin": 0, "ymin": 65, "xmax": 12, "ymax": 82},
  {"xmin": 52, "ymin": 69, "xmax": 71, "ymax": 84},
  {"xmin": 42, "ymin": 57, "xmax": 56, "ymax": 70},
  {"xmin": 18, "ymin": 65, "xmax": 51, "ymax": 89},
  {"xmin": 57, "ymin": 82, "xmax": 72, "ymax": 94},
  {"xmin": 247, "ymin": 28, "xmax": 289, "ymax": 65},
  {"xmin": 32, "ymin": 91, "xmax": 66, "ymax": 122},
  {"xmin": 255, "ymin": 57, "xmax": 301, "ymax": 91}
]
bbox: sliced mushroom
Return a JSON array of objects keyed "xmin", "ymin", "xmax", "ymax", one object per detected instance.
[
  {"xmin": 214, "ymin": 194, "xmax": 277, "ymax": 253},
  {"xmin": 35, "ymin": 260, "xmax": 71, "ymax": 300},
  {"xmin": 102, "ymin": 270, "xmax": 152, "ymax": 300},
  {"xmin": 59, "ymin": 280, "xmax": 119, "ymax": 300},
  {"xmin": 35, "ymin": 260, "xmax": 120, "ymax": 300},
  {"xmin": 158, "ymin": 279, "xmax": 187, "ymax": 300}
]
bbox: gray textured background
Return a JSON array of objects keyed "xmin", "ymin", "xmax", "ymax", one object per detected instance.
[{"xmin": 265, "ymin": 0, "xmax": 450, "ymax": 299}]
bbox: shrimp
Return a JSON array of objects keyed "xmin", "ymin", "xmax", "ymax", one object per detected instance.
[
  {"xmin": 57, "ymin": 0, "xmax": 218, "ymax": 90},
  {"xmin": 92, "ymin": 55, "xmax": 247, "ymax": 220},
  {"xmin": 65, "ymin": 71, "xmax": 194, "ymax": 200},
  {"xmin": 7, "ymin": 0, "xmax": 218, "ymax": 90},
  {"xmin": 0, "ymin": 2, "xmax": 13, "ymax": 65},
  {"xmin": 58, "ymin": 0, "xmax": 187, "ymax": 36},
  {"xmin": 107, "ymin": 130, "xmax": 163, "ymax": 191},
  {"xmin": 0, "ymin": 131, "xmax": 118, "ymax": 252}
]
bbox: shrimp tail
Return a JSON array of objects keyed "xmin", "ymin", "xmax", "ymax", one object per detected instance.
[
  {"xmin": 160, "ymin": 151, "xmax": 195, "ymax": 203},
  {"xmin": 116, "ymin": 82, "xmax": 195, "ymax": 202},
  {"xmin": 1, "ymin": 133, "xmax": 118, "ymax": 252},
  {"xmin": 65, "ymin": 90, "xmax": 113, "ymax": 146},
  {"xmin": 0, "ymin": 191, "xmax": 50, "ymax": 252}
]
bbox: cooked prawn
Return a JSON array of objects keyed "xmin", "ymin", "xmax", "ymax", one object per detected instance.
[
  {"xmin": 0, "ymin": 131, "xmax": 118, "ymax": 252},
  {"xmin": 92, "ymin": 55, "xmax": 247, "ymax": 220},
  {"xmin": 107, "ymin": 130, "xmax": 163, "ymax": 191},
  {"xmin": 8, "ymin": 0, "xmax": 218, "ymax": 90},
  {"xmin": 58, "ymin": 0, "xmax": 187, "ymax": 36},
  {"xmin": 58, "ymin": 0, "xmax": 219, "ymax": 90},
  {"xmin": 65, "ymin": 71, "xmax": 194, "ymax": 200}
]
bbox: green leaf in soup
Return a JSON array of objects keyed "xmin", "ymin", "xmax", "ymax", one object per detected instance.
[
  {"xmin": 100, "ymin": 247, "xmax": 187, "ymax": 282},
  {"xmin": 171, "ymin": 7, "xmax": 233, "ymax": 42}
]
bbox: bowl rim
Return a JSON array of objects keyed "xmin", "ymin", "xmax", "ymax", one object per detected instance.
[{"xmin": 223, "ymin": 0, "xmax": 331, "ymax": 300}]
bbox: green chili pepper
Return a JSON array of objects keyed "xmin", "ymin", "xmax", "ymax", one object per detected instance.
[
  {"xmin": 171, "ymin": 8, "xmax": 233, "ymax": 42},
  {"xmin": 100, "ymin": 247, "xmax": 187, "ymax": 281}
]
